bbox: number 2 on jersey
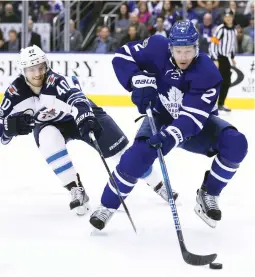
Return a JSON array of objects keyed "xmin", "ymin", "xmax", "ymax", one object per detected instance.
[{"xmin": 201, "ymin": 88, "xmax": 216, "ymax": 104}]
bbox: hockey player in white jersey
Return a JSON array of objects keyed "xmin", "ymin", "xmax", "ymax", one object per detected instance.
[{"xmin": 0, "ymin": 45, "xmax": 178, "ymax": 216}]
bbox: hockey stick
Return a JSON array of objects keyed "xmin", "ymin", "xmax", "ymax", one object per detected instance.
[
  {"xmin": 89, "ymin": 131, "xmax": 137, "ymax": 233},
  {"xmin": 146, "ymin": 106, "xmax": 217, "ymax": 266}
]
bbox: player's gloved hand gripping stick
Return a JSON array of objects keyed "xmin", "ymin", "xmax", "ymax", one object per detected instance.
[
  {"xmin": 4, "ymin": 110, "xmax": 35, "ymax": 137},
  {"xmin": 146, "ymin": 104, "xmax": 217, "ymax": 266}
]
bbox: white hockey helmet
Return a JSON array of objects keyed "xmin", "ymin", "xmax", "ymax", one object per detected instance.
[{"xmin": 18, "ymin": 45, "xmax": 49, "ymax": 76}]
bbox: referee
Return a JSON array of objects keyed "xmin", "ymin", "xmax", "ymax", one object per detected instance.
[{"xmin": 210, "ymin": 9, "xmax": 237, "ymax": 112}]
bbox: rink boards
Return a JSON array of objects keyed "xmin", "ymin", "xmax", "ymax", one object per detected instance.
[{"xmin": 0, "ymin": 54, "xmax": 254, "ymax": 109}]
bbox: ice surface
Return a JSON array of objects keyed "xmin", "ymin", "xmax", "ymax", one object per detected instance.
[{"xmin": 0, "ymin": 108, "xmax": 254, "ymax": 277}]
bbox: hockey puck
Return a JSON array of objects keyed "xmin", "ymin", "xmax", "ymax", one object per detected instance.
[{"xmin": 209, "ymin": 262, "xmax": 223, "ymax": 270}]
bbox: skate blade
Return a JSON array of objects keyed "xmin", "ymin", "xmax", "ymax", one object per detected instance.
[
  {"xmin": 194, "ymin": 204, "xmax": 217, "ymax": 228},
  {"xmin": 75, "ymin": 202, "xmax": 91, "ymax": 216}
]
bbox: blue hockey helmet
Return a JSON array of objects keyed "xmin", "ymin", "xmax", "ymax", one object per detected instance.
[{"xmin": 169, "ymin": 20, "xmax": 199, "ymax": 56}]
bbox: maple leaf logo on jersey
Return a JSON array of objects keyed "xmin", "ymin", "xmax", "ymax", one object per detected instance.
[
  {"xmin": 7, "ymin": 85, "xmax": 19, "ymax": 96},
  {"xmin": 46, "ymin": 74, "xmax": 57, "ymax": 88},
  {"xmin": 158, "ymin": 87, "xmax": 184, "ymax": 119}
]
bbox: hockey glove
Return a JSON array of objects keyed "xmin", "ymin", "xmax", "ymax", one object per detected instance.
[
  {"xmin": 149, "ymin": 126, "xmax": 183, "ymax": 156},
  {"xmin": 131, "ymin": 72, "xmax": 157, "ymax": 114},
  {"xmin": 76, "ymin": 111, "xmax": 103, "ymax": 141},
  {"xmin": 4, "ymin": 110, "xmax": 35, "ymax": 137}
]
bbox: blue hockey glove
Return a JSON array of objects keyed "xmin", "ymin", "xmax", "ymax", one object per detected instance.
[
  {"xmin": 131, "ymin": 72, "xmax": 157, "ymax": 114},
  {"xmin": 76, "ymin": 111, "xmax": 103, "ymax": 141},
  {"xmin": 149, "ymin": 126, "xmax": 183, "ymax": 155},
  {"xmin": 4, "ymin": 110, "xmax": 35, "ymax": 137}
]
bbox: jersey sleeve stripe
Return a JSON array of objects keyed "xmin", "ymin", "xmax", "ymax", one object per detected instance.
[
  {"xmin": 69, "ymin": 98, "xmax": 87, "ymax": 106},
  {"xmin": 123, "ymin": 45, "xmax": 133, "ymax": 56},
  {"xmin": 114, "ymin": 53, "xmax": 136, "ymax": 63},
  {"xmin": 67, "ymin": 92, "xmax": 84, "ymax": 104}
]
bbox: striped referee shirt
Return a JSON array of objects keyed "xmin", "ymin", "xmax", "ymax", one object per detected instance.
[{"xmin": 210, "ymin": 23, "xmax": 237, "ymax": 60}]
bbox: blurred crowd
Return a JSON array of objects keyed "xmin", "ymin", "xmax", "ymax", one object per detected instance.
[
  {"xmin": 0, "ymin": 0, "xmax": 254, "ymax": 54},
  {"xmin": 0, "ymin": 0, "xmax": 64, "ymax": 51},
  {"xmin": 91, "ymin": 0, "xmax": 254, "ymax": 54}
]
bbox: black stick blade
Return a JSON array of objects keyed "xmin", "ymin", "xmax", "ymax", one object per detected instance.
[{"xmin": 182, "ymin": 251, "xmax": 217, "ymax": 266}]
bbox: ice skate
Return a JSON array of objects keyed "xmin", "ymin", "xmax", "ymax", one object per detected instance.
[
  {"xmin": 69, "ymin": 174, "xmax": 90, "ymax": 216},
  {"xmin": 194, "ymin": 172, "xmax": 221, "ymax": 228},
  {"xmin": 153, "ymin": 182, "xmax": 179, "ymax": 202},
  {"xmin": 89, "ymin": 205, "xmax": 115, "ymax": 230}
]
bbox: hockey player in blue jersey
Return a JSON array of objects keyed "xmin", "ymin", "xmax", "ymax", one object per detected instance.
[
  {"xmin": 0, "ymin": 45, "xmax": 178, "ymax": 216},
  {"xmin": 90, "ymin": 20, "xmax": 248, "ymax": 230}
]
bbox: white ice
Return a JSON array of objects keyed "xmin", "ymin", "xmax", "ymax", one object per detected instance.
[{"xmin": 0, "ymin": 108, "xmax": 254, "ymax": 277}]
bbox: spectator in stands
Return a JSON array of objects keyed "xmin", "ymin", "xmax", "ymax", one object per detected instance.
[
  {"xmin": 199, "ymin": 13, "xmax": 216, "ymax": 45},
  {"xmin": 48, "ymin": 0, "xmax": 64, "ymax": 14},
  {"xmin": 236, "ymin": 25, "xmax": 253, "ymax": 54},
  {"xmin": 244, "ymin": 14, "xmax": 254, "ymax": 44},
  {"xmin": 244, "ymin": 0, "xmax": 254, "ymax": 15},
  {"xmin": 0, "ymin": 2, "xmax": 5, "ymax": 19},
  {"xmin": 196, "ymin": 0, "xmax": 219, "ymax": 13},
  {"xmin": 137, "ymin": 1, "xmax": 154, "ymax": 33},
  {"xmin": 37, "ymin": 3, "xmax": 54, "ymax": 24},
  {"xmin": 25, "ymin": 1, "xmax": 42, "ymax": 22},
  {"xmin": 147, "ymin": 0, "xmax": 163, "ymax": 23},
  {"xmin": 245, "ymin": 0, "xmax": 255, "ymax": 22},
  {"xmin": 127, "ymin": 1, "xmax": 139, "ymax": 15},
  {"xmin": 22, "ymin": 19, "xmax": 42, "ymax": 48},
  {"xmin": 1, "ymin": 3, "xmax": 20, "ymax": 23},
  {"xmin": 195, "ymin": 23, "xmax": 210, "ymax": 54},
  {"xmin": 192, "ymin": 23, "xmax": 209, "ymax": 54},
  {"xmin": 159, "ymin": 1, "xmax": 178, "ymax": 31},
  {"xmin": 129, "ymin": 13, "xmax": 148, "ymax": 40},
  {"xmin": 1, "ymin": 29, "xmax": 19, "ymax": 52},
  {"xmin": 120, "ymin": 25, "xmax": 140, "ymax": 45},
  {"xmin": 59, "ymin": 19, "xmax": 83, "ymax": 51},
  {"xmin": 96, "ymin": 26, "xmax": 102, "ymax": 37},
  {"xmin": 201, "ymin": 1, "xmax": 221, "ymax": 25},
  {"xmin": 229, "ymin": 1, "xmax": 249, "ymax": 27},
  {"xmin": 12, "ymin": 1, "xmax": 22, "ymax": 19},
  {"xmin": 0, "ymin": 28, "xmax": 4, "ymax": 50},
  {"xmin": 178, "ymin": 0, "xmax": 199, "ymax": 25},
  {"xmin": 69, "ymin": 19, "xmax": 83, "ymax": 51},
  {"xmin": 151, "ymin": 15, "xmax": 168, "ymax": 37},
  {"xmin": 114, "ymin": 3, "xmax": 130, "ymax": 41},
  {"xmin": 89, "ymin": 26, "xmax": 117, "ymax": 53}
]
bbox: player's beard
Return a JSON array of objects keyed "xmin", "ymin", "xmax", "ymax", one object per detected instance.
[{"xmin": 26, "ymin": 75, "xmax": 46, "ymax": 95}]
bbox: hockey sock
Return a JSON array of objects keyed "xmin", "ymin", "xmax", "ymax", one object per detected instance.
[
  {"xmin": 205, "ymin": 128, "xmax": 248, "ymax": 196},
  {"xmin": 205, "ymin": 155, "xmax": 239, "ymax": 195},
  {"xmin": 101, "ymin": 139, "xmax": 158, "ymax": 209},
  {"xmin": 39, "ymin": 126, "xmax": 78, "ymax": 185},
  {"xmin": 46, "ymin": 148, "xmax": 77, "ymax": 185},
  {"xmin": 101, "ymin": 166, "xmax": 137, "ymax": 209}
]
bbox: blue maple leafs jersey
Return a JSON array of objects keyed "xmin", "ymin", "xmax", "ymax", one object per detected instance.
[
  {"xmin": 112, "ymin": 35, "xmax": 223, "ymax": 140},
  {"xmin": 0, "ymin": 69, "xmax": 91, "ymax": 144}
]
